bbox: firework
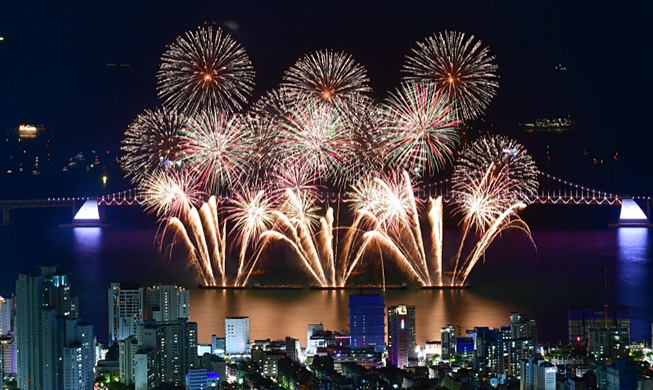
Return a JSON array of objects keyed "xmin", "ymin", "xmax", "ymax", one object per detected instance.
[
  {"xmin": 273, "ymin": 101, "xmax": 361, "ymax": 186},
  {"xmin": 181, "ymin": 108, "xmax": 256, "ymax": 193},
  {"xmin": 121, "ymin": 107, "xmax": 186, "ymax": 184},
  {"xmin": 245, "ymin": 89, "xmax": 293, "ymax": 176},
  {"xmin": 253, "ymin": 188, "xmax": 369, "ymax": 287},
  {"xmin": 449, "ymin": 135, "xmax": 538, "ymax": 284},
  {"xmin": 160, "ymin": 196, "xmax": 228, "ymax": 286},
  {"xmin": 453, "ymin": 135, "xmax": 539, "ymax": 205},
  {"xmin": 348, "ymin": 171, "xmax": 437, "ymax": 286},
  {"xmin": 157, "ymin": 25, "xmax": 255, "ymax": 114},
  {"xmin": 403, "ymin": 30, "xmax": 499, "ymax": 121},
  {"xmin": 376, "ymin": 81, "xmax": 460, "ymax": 177},
  {"xmin": 281, "ymin": 50, "xmax": 371, "ymax": 114},
  {"xmin": 139, "ymin": 169, "xmax": 204, "ymax": 219}
]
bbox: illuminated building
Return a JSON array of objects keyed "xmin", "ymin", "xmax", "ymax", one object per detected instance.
[
  {"xmin": 520, "ymin": 356, "xmax": 556, "ymax": 390},
  {"xmin": 119, "ymin": 335, "xmax": 140, "ymax": 386},
  {"xmin": 108, "ymin": 283, "xmax": 144, "ymax": 345},
  {"xmin": 185, "ymin": 369, "xmax": 220, "ymax": 389},
  {"xmin": 145, "ymin": 285, "xmax": 190, "ymax": 322},
  {"xmin": 348, "ymin": 294, "xmax": 385, "ymax": 352},
  {"xmin": 505, "ymin": 313, "xmax": 538, "ymax": 377},
  {"xmin": 225, "ymin": 317, "xmax": 250, "ymax": 355},
  {"xmin": 588, "ymin": 327, "xmax": 630, "ymax": 361},
  {"xmin": 441, "ymin": 324, "xmax": 456, "ymax": 361},
  {"xmin": 0, "ymin": 295, "xmax": 14, "ymax": 378},
  {"xmin": 140, "ymin": 319, "xmax": 199, "ymax": 387},
  {"xmin": 211, "ymin": 335, "xmax": 225, "ymax": 356},
  {"xmin": 456, "ymin": 336, "xmax": 475, "ymax": 362},
  {"xmin": 387, "ymin": 304, "xmax": 416, "ymax": 368},
  {"xmin": 307, "ymin": 323, "xmax": 324, "ymax": 355},
  {"xmin": 473, "ymin": 327, "xmax": 503, "ymax": 374},
  {"xmin": 15, "ymin": 265, "xmax": 94, "ymax": 390},
  {"xmin": 568, "ymin": 307, "xmax": 630, "ymax": 344}
]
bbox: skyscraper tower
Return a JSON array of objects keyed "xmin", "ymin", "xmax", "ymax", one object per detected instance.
[
  {"xmin": 225, "ymin": 317, "xmax": 250, "ymax": 355},
  {"xmin": 349, "ymin": 294, "xmax": 385, "ymax": 351},
  {"xmin": 441, "ymin": 324, "xmax": 456, "ymax": 361},
  {"xmin": 387, "ymin": 304, "xmax": 416, "ymax": 368},
  {"xmin": 15, "ymin": 265, "xmax": 94, "ymax": 390},
  {"xmin": 108, "ymin": 282, "xmax": 144, "ymax": 345}
]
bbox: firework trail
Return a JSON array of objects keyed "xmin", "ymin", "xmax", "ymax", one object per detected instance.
[
  {"xmin": 250, "ymin": 187, "xmax": 370, "ymax": 287},
  {"xmin": 157, "ymin": 25, "xmax": 255, "ymax": 114},
  {"xmin": 121, "ymin": 107, "xmax": 186, "ymax": 184},
  {"xmin": 225, "ymin": 187, "xmax": 276, "ymax": 286},
  {"xmin": 449, "ymin": 135, "xmax": 538, "ymax": 284},
  {"xmin": 403, "ymin": 30, "xmax": 499, "ymax": 121},
  {"xmin": 376, "ymin": 81, "xmax": 460, "ymax": 178},
  {"xmin": 160, "ymin": 196, "xmax": 227, "ymax": 286},
  {"xmin": 348, "ymin": 171, "xmax": 438, "ymax": 286},
  {"xmin": 181, "ymin": 108, "xmax": 256, "ymax": 193}
]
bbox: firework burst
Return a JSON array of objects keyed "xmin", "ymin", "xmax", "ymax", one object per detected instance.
[
  {"xmin": 282, "ymin": 50, "xmax": 371, "ymax": 114},
  {"xmin": 403, "ymin": 30, "xmax": 499, "ymax": 121},
  {"xmin": 453, "ymin": 135, "xmax": 539, "ymax": 202},
  {"xmin": 157, "ymin": 25, "xmax": 255, "ymax": 114},
  {"xmin": 273, "ymin": 101, "xmax": 361, "ymax": 186},
  {"xmin": 121, "ymin": 107, "xmax": 186, "ymax": 184},
  {"xmin": 376, "ymin": 81, "xmax": 460, "ymax": 177},
  {"xmin": 449, "ymin": 135, "xmax": 538, "ymax": 284},
  {"xmin": 181, "ymin": 108, "xmax": 256, "ymax": 193},
  {"xmin": 139, "ymin": 169, "xmax": 204, "ymax": 219}
]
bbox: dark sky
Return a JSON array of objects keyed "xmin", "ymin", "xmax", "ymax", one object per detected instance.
[{"xmin": 1, "ymin": 1, "xmax": 652, "ymax": 190}]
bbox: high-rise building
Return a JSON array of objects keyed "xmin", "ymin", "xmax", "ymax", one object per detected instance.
[
  {"xmin": 145, "ymin": 285, "xmax": 190, "ymax": 322},
  {"xmin": 473, "ymin": 327, "xmax": 503, "ymax": 374},
  {"xmin": 520, "ymin": 356, "xmax": 556, "ymax": 390},
  {"xmin": 226, "ymin": 317, "xmax": 250, "ymax": 355},
  {"xmin": 140, "ymin": 319, "xmax": 199, "ymax": 387},
  {"xmin": 119, "ymin": 335, "xmax": 140, "ymax": 386},
  {"xmin": 505, "ymin": 313, "xmax": 538, "ymax": 377},
  {"xmin": 387, "ymin": 304, "xmax": 416, "ymax": 368},
  {"xmin": 348, "ymin": 294, "xmax": 385, "ymax": 352},
  {"xmin": 568, "ymin": 307, "xmax": 630, "ymax": 344},
  {"xmin": 441, "ymin": 324, "xmax": 456, "ymax": 361},
  {"xmin": 211, "ymin": 335, "xmax": 226, "ymax": 356},
  {"xmin": 286, "ymin": 337, "xmax": 301, "ymax": 362},
  {"xmin": 0, "ymin": 295, "xmax": 15, "ymax": 377},
  {"xmin": 15, "ymin": 265, "xmax": 94, "ymax": 390},
  {"xmin": 108, "ymin": 283, "xmax": 144, "ymax": 345},
  {"xmin": 307, "ymin": 323, "xmax": 324, "ymax": 355}
]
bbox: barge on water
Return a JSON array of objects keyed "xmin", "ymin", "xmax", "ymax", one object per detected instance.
[
  {"xmin": 253, "ymin": 283, "xmax": 305, "ymax": 290},
  {"xmin": 356, "ymin": 283, "xmax": 408, "ymax": 290},
  {"xmin": 198, "ymin": 284, "xmax": 248, "ymax": 290},
  {"xmin": 420, "ymin": 284, "xmax": 471, "ymax": 289},
  {"xmin": 309, "ymin": 285, "xmax": 350, "ymax": 290}
]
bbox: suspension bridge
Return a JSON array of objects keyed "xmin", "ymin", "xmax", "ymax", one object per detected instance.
[{"xmin": 0, "ymin": 172, "xmax": 651, "ymax": 227}]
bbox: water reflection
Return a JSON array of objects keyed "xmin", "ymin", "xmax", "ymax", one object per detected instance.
[
  {"xmin": 190, "ymin": 287, "xmax": 517, "ymax": 346},
  {"xmin": 616, "ymin": 228, "xmax": 652, "ymax": 340}
]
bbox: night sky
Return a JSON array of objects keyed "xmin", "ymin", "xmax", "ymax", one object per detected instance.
[{"xmin": 1, "ymin": 2, "xmax": 652, "ymax": 192}]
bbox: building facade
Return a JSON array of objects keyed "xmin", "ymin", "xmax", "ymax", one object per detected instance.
[
  {"xmin": 349, "ymin": 295, "xmax": 385, "ymax": 352},
  {"xmin": 387, "ymin": 304, "xmax": 416, "ymax": 368},
  {"xmin": 226, "ymin": 317, "xmax": 250, "ymax": 355}
]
